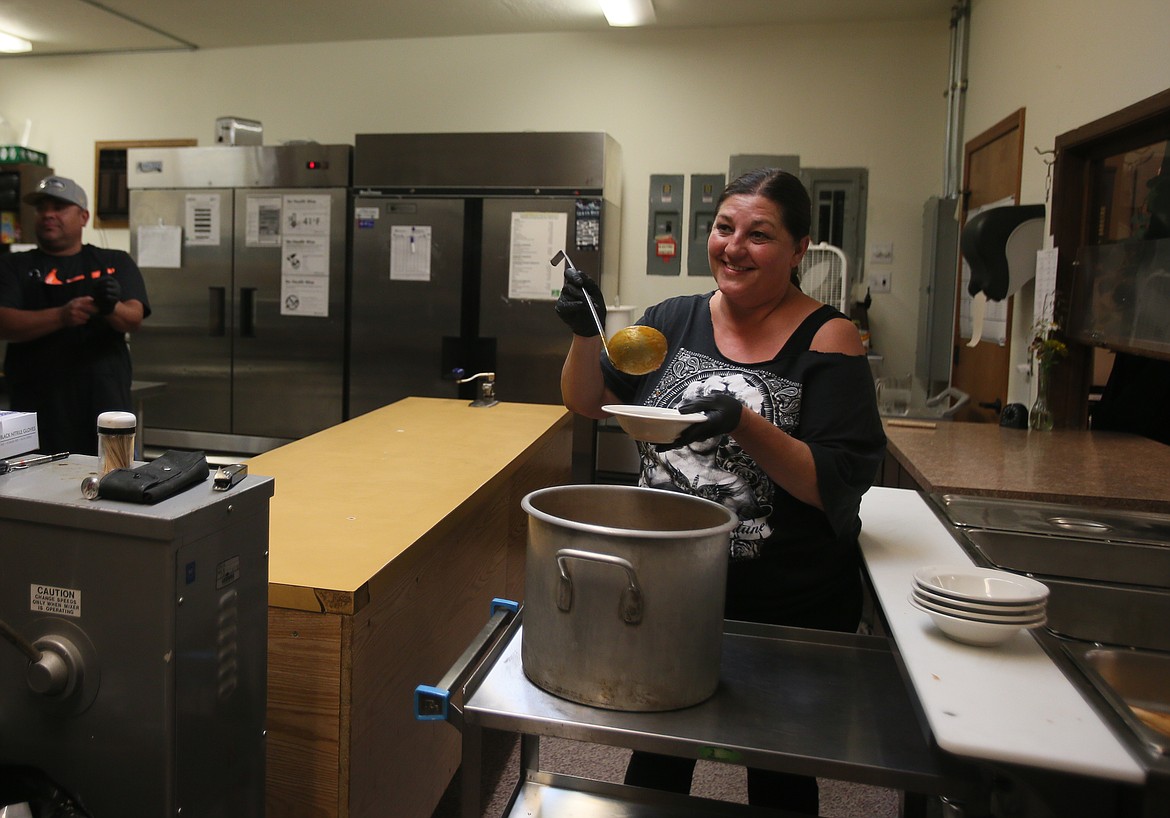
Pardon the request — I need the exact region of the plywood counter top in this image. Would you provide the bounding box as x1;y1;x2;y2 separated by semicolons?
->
883;420;1170;513
247;397;572;613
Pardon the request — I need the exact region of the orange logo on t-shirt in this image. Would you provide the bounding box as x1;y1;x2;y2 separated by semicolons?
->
42;267;108;285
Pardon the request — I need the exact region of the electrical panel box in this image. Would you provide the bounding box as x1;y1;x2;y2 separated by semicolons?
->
802;167;869;292
647;174;683;275
687;173;724;276
728;154;800;181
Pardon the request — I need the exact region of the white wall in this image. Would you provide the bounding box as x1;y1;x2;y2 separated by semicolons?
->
965;0;1170;404
0;20;950;381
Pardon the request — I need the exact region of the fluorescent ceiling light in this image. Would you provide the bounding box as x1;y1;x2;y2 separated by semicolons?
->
602;0;656;27
0;30;32;53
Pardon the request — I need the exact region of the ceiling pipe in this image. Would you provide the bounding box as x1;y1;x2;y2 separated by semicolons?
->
943;0;970;198
79;0;198;50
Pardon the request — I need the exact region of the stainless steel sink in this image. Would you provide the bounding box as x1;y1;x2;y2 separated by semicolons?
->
926;492;1170;765
963;529;1170;588
1064;643;1170;755
928;495;1170;651
933;493;1170;545
1040;576;1170;652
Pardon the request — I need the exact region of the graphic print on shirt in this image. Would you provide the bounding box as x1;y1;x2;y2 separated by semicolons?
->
640;347;801;560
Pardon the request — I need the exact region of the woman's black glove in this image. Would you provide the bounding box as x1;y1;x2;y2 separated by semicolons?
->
667;394;744;448
92;277;122;315
554;268;606;337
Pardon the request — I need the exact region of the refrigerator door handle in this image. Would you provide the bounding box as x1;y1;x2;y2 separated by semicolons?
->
240;287;257;338
209;287;226;337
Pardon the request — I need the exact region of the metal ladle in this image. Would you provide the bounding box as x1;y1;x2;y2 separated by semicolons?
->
552;251;667;376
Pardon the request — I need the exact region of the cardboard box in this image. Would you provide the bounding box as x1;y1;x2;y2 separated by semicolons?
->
0;411;39;459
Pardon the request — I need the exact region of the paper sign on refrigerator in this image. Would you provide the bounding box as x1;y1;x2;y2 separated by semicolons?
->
184;194;221;246
509;211;568;300
281;236;329;317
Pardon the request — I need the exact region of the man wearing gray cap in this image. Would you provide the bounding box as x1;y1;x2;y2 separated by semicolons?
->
0;175;151;455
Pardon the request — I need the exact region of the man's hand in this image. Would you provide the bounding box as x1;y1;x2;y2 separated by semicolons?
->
92;277;122;315
554;267;606;337
60;297;97;327
664;394;744;448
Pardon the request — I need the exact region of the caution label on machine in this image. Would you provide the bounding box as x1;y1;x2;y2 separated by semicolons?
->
30;584;82;618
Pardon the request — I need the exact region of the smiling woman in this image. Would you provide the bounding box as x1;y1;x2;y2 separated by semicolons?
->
557;167;886;813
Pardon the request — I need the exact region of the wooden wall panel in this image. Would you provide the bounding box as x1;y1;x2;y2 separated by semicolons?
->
266;607;344;817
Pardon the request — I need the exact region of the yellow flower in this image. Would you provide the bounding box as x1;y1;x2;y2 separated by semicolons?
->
1029;319;1068;370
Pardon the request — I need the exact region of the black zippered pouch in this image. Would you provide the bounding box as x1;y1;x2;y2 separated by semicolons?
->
98;449;209;504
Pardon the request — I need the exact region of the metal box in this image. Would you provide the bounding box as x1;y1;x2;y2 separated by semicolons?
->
0;456;274;817
215;116;263;146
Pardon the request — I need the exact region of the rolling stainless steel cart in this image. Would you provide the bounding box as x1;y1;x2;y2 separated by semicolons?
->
417;603;983;818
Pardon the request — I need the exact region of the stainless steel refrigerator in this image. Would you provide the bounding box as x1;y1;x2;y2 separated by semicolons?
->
348;132;621;420
127;144;351;454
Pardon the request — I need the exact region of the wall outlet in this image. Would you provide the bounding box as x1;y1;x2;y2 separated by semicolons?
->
870;271;892;293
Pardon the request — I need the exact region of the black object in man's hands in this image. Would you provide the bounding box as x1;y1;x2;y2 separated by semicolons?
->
665;394;744;448
92;277;122;315
554;267;606;337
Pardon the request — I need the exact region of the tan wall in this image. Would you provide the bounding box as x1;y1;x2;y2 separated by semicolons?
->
0;20;948;380
2;3;1166;386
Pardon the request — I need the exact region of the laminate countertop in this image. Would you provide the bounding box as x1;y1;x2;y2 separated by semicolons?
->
882;420;1170;513
247;397;573;614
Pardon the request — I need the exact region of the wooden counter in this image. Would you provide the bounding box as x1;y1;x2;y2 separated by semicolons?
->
247;398;573;818
881;420;1170;512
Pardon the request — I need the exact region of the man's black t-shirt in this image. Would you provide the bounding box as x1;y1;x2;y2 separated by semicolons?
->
0;245;151;454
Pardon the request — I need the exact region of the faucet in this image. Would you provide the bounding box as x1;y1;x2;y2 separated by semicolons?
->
452;370;498;408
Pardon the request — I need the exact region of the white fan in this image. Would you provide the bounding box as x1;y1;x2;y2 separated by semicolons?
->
799;242;849;313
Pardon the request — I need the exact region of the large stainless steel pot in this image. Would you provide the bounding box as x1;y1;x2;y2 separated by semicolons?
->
520;484;737;711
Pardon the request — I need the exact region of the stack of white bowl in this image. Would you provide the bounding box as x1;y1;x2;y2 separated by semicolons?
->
909;565;1049;647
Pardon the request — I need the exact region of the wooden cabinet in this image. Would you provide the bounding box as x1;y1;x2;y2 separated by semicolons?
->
247;398;573;818
1050;88;1170;427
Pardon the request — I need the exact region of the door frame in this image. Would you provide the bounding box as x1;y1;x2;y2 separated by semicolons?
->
950;109;1026;422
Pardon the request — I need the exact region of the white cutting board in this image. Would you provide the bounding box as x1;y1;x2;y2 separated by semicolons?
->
860;487;1144;783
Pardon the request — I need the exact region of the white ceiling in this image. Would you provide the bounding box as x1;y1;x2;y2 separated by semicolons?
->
0;0;953;58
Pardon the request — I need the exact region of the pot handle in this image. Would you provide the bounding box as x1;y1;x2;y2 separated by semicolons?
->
555;548;643;625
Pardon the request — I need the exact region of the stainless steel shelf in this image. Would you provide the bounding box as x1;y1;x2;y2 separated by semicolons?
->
502;772;779;818
453;616;979;817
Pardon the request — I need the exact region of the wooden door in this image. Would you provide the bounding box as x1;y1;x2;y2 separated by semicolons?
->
951;109;1026;422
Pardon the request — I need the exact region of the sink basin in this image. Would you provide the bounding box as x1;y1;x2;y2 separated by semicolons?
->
927;493;1170;767
1041;577;1170;652
963;529;1170;589
1065;643;1170;755
930;492;1170;650
932;493;1170;545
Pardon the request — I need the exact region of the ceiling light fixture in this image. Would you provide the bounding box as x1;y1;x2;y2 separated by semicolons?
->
0;30;32;53
602;0;656;27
